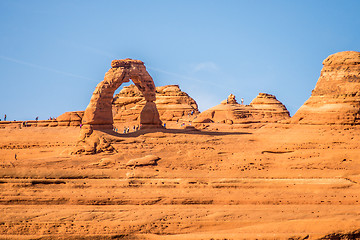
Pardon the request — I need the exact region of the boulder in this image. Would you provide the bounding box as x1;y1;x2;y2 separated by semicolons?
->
291;51;360;125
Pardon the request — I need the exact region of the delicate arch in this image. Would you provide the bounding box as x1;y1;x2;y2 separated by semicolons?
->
81;59;162;133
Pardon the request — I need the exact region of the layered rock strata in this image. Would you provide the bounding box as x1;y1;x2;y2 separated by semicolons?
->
112;84;199;122
250;93;291;122
193;93;290;124
291;51;360;124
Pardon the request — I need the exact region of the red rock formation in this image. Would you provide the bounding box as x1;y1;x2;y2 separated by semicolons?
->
81;59;162;133
220;94;238;104
57;111;84;126
291;51;360;124
193;93;290;124
139;102;162;128
112;84;199;122
74;59;162;154
250;93;290;122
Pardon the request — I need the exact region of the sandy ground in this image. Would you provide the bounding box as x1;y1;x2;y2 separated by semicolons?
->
0;123;360;239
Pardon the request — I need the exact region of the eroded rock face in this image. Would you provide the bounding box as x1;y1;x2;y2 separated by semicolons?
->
57;111;84;126
74;59;162;154
220;94;238;104
193;93;290;124
250;93;291;122
139;102;162;128
291;51;360;124
82;59;161;131
112;84;199;122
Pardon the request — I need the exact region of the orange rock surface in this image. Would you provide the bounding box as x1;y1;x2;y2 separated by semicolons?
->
194;93;290;124
1;52;360;239
57;111;84;126
113;84;199;122
82;59;161;131
75;59;162;154
291;51;360;124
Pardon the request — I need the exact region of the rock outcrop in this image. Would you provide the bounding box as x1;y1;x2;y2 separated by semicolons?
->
57;111;84;126
112;84;199;122
74;59;162;154
53;84;198;130
220;94;238;104
250;93;291;122
81;59;162;133
291;51;360;125
193;93;290;124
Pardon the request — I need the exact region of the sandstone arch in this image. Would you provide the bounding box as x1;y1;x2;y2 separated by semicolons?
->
80;59;162;139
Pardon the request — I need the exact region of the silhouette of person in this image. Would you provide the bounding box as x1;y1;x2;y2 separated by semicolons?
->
4;114;6;121
241;98;244;105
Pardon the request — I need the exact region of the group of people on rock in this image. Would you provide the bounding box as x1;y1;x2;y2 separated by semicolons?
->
113;125;141;133
0;114;7;121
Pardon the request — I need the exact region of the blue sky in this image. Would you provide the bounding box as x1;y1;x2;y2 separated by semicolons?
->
0;0;359;121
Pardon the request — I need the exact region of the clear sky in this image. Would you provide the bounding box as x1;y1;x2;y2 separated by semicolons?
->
1;0;359;121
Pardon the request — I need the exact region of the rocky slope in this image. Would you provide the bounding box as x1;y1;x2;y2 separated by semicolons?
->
291;51;360;125
193;93;290;124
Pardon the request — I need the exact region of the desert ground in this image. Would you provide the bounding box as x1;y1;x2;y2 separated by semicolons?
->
1;122;360;240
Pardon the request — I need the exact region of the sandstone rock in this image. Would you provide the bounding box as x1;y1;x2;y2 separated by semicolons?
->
250;93;291;122
291;51;360;125
81;59;161;132
113;84;199;122
73;131;116;155
193;93;289;124
126;155;160;167
90;158;116;167
57;111;84;126
75;59;162;153
59;83;198;130
139;101;162;128
221;94;238;104
125;169;158;179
